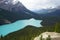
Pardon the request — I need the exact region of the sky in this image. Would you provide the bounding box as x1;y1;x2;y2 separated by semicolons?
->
0;0;60;11
15;0;60;11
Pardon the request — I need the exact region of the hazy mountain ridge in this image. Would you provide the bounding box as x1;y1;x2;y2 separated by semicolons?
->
34;6;60;13
37;9;60;26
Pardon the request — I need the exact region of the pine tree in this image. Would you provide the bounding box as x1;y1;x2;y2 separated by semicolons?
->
31;37;34;40
40;35;43;40
55;22;60;33
46;35;51;40
0;35;3;40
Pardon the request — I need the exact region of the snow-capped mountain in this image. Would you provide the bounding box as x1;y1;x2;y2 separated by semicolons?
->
0;0;26;11
0;0;37;16
0;0;38;25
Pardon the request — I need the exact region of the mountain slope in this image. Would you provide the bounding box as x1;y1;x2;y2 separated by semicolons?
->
0;1;38;25
37;9;60;26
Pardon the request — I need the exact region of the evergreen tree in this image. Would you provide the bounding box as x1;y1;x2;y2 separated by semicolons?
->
46;35;51;40
31;37;34;40
55;22;60;33
40;35;43;40
0;35;3;40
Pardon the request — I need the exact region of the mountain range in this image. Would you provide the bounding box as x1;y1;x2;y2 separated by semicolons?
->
0;0;60;26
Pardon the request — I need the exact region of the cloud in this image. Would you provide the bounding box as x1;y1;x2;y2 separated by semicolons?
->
49;0;60;6
19;0;59;11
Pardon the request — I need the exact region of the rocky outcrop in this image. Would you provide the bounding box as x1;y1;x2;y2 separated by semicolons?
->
34;32;60;40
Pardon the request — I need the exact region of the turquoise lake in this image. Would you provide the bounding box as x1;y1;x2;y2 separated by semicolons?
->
0;18;42;36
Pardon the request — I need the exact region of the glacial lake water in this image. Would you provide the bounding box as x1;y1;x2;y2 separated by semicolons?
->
0;18;42;36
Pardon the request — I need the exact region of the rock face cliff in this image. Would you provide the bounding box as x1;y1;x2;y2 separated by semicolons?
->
34;32;60;40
